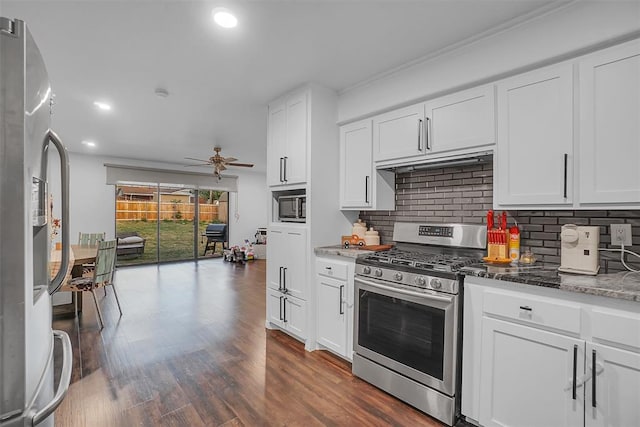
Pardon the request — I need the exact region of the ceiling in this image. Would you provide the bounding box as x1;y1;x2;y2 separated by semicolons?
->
1;0;565;173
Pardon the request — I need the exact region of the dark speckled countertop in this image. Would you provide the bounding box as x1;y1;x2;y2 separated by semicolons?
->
461;263;640;302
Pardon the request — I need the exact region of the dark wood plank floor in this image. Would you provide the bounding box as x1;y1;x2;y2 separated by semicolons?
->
53;259;444;426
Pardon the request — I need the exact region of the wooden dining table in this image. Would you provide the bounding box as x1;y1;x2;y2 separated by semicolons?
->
50;244;98;317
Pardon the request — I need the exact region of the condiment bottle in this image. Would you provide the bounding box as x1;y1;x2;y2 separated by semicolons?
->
509;225;520;262
364;227;380;246
352;219;367;239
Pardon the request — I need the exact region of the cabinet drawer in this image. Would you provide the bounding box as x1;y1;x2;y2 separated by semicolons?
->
316;259;349;281
483;290;581;335
591;308;640;350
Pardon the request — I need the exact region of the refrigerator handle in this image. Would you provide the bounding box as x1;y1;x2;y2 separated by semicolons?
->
31;330;73;425
47;130;70;294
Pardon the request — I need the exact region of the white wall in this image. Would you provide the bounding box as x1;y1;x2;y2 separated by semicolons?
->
338;1;640;123
63;152;267;250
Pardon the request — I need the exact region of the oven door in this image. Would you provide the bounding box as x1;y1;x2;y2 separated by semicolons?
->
354;275;458;396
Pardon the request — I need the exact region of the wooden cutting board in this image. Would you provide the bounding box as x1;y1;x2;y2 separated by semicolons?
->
360;244;393;251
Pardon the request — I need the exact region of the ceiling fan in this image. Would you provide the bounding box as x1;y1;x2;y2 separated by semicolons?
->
184;147;254;179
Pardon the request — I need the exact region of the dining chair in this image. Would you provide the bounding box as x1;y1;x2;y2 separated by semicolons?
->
78;232;105;247
61;239;120;330
77;232;106;278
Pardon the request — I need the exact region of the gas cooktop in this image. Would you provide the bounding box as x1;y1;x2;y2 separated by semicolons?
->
360;249;481;273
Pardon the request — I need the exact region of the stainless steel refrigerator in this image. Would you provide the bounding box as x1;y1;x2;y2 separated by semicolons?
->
0;17;72;427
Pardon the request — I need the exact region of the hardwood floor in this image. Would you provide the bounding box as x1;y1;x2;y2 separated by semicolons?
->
53;259;444;426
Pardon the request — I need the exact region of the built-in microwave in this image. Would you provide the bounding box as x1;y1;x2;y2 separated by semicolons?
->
278;195;306;222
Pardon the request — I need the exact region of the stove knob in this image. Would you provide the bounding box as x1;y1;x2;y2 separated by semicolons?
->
430;278;442;290
416;276;427;286
394;272;403;281
374;268;383;278
363;266;371;275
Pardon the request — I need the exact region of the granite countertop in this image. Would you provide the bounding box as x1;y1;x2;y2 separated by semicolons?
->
314;245;375;259
461;263;640;302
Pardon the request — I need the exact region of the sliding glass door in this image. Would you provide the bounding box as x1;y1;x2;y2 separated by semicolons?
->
115;183;229;266
115;183;159;266
197;190;229;259
158;185;195;262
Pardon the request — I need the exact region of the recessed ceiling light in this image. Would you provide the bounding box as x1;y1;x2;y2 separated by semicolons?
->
82;140;96;148
212;8;237;28
93;101;111;111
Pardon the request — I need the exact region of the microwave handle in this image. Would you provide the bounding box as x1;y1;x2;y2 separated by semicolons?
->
297;197;304;219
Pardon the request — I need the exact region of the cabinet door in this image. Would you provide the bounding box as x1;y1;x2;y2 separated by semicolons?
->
340;120;373;208
267;100;287;186
586;342;640;427
284;296;306;339
282;229;307;300
266;288;285;329
266;228;286;291
316;275;347;356
479;317;584;427
283;92;308;185
373;103;426;162
579;40;640;205
496;63;574;206
426;85;495;154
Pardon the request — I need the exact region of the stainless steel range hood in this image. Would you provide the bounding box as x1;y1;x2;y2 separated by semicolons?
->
379;150;493;173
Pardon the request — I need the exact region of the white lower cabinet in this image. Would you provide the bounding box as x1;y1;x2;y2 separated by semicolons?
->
479;318;584;427
463;278;640;427
586;342;640;427
266;288;307;340
315;256;354;360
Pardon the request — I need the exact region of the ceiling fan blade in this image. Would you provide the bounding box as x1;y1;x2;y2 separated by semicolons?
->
183;163;212;167
222;156;238;163
184;157;212;163
227;162;254;167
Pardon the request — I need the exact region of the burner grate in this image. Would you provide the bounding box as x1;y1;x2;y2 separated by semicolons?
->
362;249;481;272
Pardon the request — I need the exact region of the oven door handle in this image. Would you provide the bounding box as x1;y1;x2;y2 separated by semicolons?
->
355;277;454;303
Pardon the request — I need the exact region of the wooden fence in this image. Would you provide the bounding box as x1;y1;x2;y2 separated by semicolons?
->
116;201;228;222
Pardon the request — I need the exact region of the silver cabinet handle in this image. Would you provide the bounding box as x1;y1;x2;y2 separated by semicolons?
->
283;297;288;323
563;153;568;198
283;156;288;182
417;119;423;151
278;266;284;291
31;330;72;425
425;117;431;150
279;296;283;321
519;305;532;311
339;285;344;314
592;349;597;408
572;344;578;400
365;175;370;204
282;267;287;292
279;157;284;182
46;130;70;294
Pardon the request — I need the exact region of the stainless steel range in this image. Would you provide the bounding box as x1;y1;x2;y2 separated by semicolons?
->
353;222;486;426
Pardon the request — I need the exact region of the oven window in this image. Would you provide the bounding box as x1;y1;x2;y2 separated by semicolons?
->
358;290;445;380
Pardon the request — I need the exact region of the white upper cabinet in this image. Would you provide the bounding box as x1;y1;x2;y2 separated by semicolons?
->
339;119;395;210
283;91;308;185
267;100;287;187
495;63;574;207
372;86;495;165
373;103;425;163
579;39;640;206
425;85;495;154
340;120;372;207
267;91;308;187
